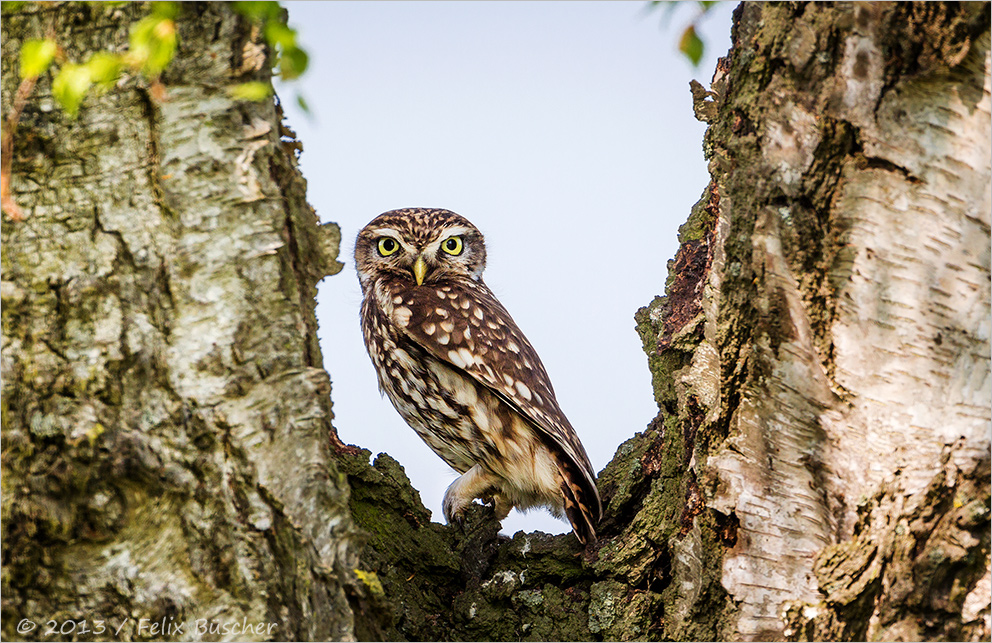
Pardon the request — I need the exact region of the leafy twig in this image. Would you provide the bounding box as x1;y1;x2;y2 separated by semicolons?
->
1;74;38;221
2;19;56;221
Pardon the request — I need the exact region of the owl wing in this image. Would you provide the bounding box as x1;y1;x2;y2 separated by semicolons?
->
390;278;602;537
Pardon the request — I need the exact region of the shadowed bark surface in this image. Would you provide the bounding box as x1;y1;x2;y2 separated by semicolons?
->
3;2;989;642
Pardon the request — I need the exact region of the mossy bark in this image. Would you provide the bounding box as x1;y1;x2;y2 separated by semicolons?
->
2;3;359;641
3;2;989;642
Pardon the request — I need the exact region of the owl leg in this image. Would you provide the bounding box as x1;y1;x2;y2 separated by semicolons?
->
443;464;511;524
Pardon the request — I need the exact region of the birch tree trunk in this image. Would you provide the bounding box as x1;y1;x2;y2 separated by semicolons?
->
2;3;365;640
664;3;991;640
3;2;989;642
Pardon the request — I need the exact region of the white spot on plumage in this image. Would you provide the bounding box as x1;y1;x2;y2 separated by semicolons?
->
473;307;484;321
448;349;467;368
423;322;436;335
470;406;490;433
409;387;426;406
515;381;532;401
507;341;519;353
440;320;455;333
436;308;449;318
393;295;404;304
394;306;412;327
437;333;450;345
392;348;413;366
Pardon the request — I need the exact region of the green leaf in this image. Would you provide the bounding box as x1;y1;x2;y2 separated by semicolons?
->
679;25;704;67
278;46;309;80
128;14;178;76
296;92;310;115
151;1;179;19
52;63;93;117
232;1;282;22
230;1;310;82
264;21;297;50
228;81;273;102
85;51;123;87
20;38;57;79
262;22;308;79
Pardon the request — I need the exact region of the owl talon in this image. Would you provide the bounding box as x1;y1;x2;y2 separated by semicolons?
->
442;466;513;526
442;490;471;526
445;500;503;531
488;495;512;521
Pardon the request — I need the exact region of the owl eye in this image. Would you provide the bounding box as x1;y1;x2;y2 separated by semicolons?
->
441;236;463;256
377;237;400;256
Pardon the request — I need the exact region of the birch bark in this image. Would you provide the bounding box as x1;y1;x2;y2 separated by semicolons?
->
2;3;360;640
673;3;991;639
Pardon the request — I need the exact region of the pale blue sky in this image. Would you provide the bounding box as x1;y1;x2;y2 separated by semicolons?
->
276;1;735;536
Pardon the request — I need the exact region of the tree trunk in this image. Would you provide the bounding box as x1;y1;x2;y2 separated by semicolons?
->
2;3;362;641
3;2;989;642
670;3;991;640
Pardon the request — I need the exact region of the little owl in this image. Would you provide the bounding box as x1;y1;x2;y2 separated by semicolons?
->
355;208;602;544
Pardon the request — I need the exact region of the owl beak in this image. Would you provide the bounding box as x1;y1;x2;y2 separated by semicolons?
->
412;255;428;286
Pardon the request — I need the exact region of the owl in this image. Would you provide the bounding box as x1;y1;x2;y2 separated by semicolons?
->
355;208;602;545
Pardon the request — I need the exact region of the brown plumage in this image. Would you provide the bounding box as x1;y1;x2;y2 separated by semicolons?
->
355;208;602;544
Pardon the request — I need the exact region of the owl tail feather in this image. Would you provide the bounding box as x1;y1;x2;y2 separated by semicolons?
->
558;461;600;546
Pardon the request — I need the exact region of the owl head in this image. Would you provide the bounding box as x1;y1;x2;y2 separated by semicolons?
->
355;208;488;292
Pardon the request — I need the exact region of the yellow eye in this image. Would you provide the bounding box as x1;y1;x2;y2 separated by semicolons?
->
441;236;463;256
377;237;400;256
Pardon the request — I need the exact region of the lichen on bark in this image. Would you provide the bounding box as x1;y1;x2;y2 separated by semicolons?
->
3;3;357;640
